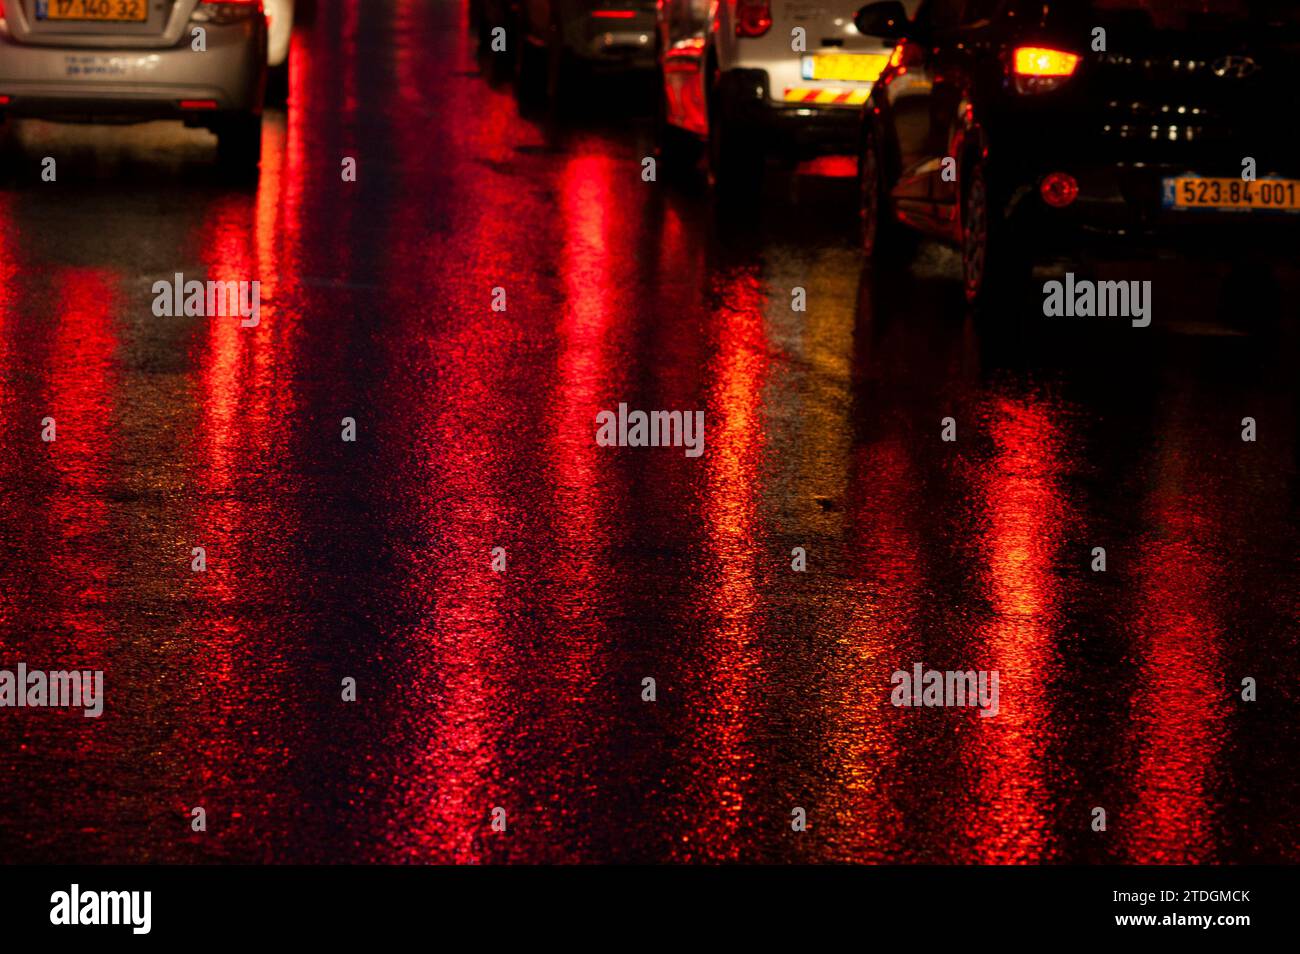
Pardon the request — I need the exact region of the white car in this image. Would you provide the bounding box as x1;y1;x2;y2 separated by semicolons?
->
0;0;269;170
264;0;294;100
656;0;920;197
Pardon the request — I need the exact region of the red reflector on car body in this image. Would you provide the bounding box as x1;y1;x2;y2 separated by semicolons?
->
1040;172;1080;208
736;0;772;37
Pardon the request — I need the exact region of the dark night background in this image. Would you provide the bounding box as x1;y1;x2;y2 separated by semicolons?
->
0;0;1296;864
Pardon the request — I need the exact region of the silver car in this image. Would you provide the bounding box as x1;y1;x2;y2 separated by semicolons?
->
656;0;918;195
0;0;268;169
512;0;656;108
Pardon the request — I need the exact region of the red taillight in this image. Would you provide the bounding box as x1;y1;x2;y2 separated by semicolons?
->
1011;46;1079;94
591;9;637;17
735;0;772;38
1040;172;1079;208
0;96;9;106
1013;47;1080;77
179;99;219;110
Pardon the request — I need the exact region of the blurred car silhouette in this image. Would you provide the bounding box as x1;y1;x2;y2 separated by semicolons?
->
855;0;1300;308
0;0;268;170
655;0;916;197
511;0;656;108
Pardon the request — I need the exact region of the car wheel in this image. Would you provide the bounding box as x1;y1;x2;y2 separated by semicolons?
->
859;129;913;260
655;67;700;173
476;7;498;54
707;68;763;201
216;114;263;174
545;20;582;113
961;151;1024;309
514;21;548;109
480;17;512;79
266;57;290;105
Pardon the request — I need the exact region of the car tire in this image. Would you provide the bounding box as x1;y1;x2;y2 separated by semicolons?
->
514;26;548;109
476;8;499;54
267;58;290;105
859;127;914;261
480;18;513;80
655;67;700;173
961;151;1025;310
707;69;763;201
216;114;263;174
545;20;583;113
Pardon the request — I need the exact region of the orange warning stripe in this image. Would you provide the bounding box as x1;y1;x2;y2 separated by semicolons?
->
782;87;872;106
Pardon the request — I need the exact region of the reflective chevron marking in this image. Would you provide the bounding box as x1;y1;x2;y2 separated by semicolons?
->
781;87;871;106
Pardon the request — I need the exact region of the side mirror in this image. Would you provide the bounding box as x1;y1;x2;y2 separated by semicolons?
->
854;1;910;39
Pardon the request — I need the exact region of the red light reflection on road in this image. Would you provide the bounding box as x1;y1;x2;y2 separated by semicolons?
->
676;267;770;860
1126;451;1226;863
966;397;1067;863
834;438;921;859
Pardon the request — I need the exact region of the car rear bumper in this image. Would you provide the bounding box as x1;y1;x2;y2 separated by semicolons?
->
566;10;655;69
716;68;861;155
0;19;266;120
1003;160;1300;254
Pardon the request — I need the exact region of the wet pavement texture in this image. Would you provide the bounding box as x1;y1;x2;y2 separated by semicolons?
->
0;1;1297;864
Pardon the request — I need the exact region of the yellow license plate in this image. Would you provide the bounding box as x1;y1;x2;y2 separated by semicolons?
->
803;53;888;83
44;0;148;22
1167;177;1300;211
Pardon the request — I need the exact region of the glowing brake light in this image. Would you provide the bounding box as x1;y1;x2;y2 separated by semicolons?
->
1011;46;1079;94
591;9;637;17
1014;47;1080;77
735;0;772;38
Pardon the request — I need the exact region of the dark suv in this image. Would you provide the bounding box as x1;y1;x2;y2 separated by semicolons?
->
854;0;1300;307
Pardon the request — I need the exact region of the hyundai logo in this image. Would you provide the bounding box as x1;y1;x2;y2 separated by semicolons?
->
1212;55;1259;79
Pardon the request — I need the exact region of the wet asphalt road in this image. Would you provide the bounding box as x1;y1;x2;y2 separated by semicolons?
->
0;1;1296;864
